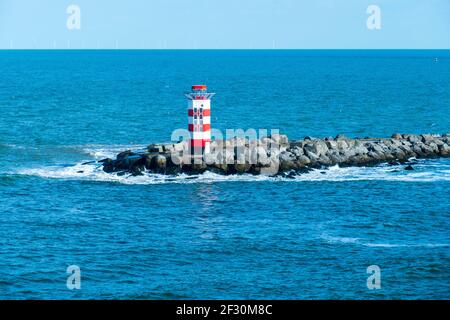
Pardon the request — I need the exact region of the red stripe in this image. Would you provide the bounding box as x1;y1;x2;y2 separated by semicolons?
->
188;109;211;116
190;139;205;147
192;85;207;90
188;124;211;132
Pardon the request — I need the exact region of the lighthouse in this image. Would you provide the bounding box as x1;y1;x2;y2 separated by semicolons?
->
185;85;215;158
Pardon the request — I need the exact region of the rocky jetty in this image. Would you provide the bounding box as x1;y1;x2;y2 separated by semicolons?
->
100;133;450;176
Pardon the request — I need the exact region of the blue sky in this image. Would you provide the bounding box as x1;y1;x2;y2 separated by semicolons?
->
0;0;449;49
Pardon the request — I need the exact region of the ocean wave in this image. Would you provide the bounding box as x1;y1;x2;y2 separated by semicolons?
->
0;143;148;159
320;233;450;248
14;158;450;185
290;163;450;182
80;144;148;159
9;144;450;184
16;164;275;185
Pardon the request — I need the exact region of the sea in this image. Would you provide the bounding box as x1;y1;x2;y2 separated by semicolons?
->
0;50;449;299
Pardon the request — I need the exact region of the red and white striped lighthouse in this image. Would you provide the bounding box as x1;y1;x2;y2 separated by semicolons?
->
185;85;215;157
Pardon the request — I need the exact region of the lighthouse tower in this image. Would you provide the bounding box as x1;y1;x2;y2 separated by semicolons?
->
185;85;215;158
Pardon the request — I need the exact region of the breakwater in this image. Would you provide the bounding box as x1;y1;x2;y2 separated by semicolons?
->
100;133;450;176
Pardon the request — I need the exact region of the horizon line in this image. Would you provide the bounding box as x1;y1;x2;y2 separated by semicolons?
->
1;48;449;51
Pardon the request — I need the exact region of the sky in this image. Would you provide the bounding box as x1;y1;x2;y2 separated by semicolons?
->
0;0;449;49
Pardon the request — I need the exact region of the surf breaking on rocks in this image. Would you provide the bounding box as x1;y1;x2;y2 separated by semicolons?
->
96;85;450;177
99;133;450;177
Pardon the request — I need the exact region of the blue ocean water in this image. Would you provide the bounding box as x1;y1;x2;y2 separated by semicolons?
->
0;50;449;299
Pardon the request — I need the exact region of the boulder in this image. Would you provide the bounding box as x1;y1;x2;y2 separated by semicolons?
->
439;143;450;157
147;144;164;153
303;141;328;157
296;155;311;166
250;146;270;166
290;146;304;157
234;163;252;173
271;133;289;146
335;134;347;140
336;139;349;150
102;158;114;173
407;135;420;143
325;140;338;149
421;134;435;143
153;154;167;172
103;132;447;176
328;151;345;164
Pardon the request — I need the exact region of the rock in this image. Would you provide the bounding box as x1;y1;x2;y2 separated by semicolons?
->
297;155;311;166
131;165;144;176
102;158;114;173
280;158;297;171
153;155;167;172
368;143;384;154
313;141;329;156
191;163;208;173
347;154;371;166
250;146;270;166
318;154;332;165
126;155;145;168
116;150;135;160
404;165;414;171
147;144;164;153
173;141;186;152
259;156;280;175
234;163;252;173
340;148;356;159
103;132;448;176
290;146;304;157
304;141;328;157
328;151;345;164
280;151;296;162
367;151;384;161
163;144;174;152
336;139;349;150
407;135;420;143
271;133;289;146
353;141;368;155
325;140;338;149
427;142;439;153
439;143;450;157
421;134;435;143
421;144;435;157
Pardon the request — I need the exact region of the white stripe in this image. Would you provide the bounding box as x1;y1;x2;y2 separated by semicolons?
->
190;131;209;140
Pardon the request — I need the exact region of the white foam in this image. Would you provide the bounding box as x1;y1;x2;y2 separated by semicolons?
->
13;145;450;185
17;163;275;185
320;233;450;248
81;144;148;159
290;163;450;182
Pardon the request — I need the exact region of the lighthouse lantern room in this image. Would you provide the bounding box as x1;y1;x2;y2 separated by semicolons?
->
185;85;215;157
